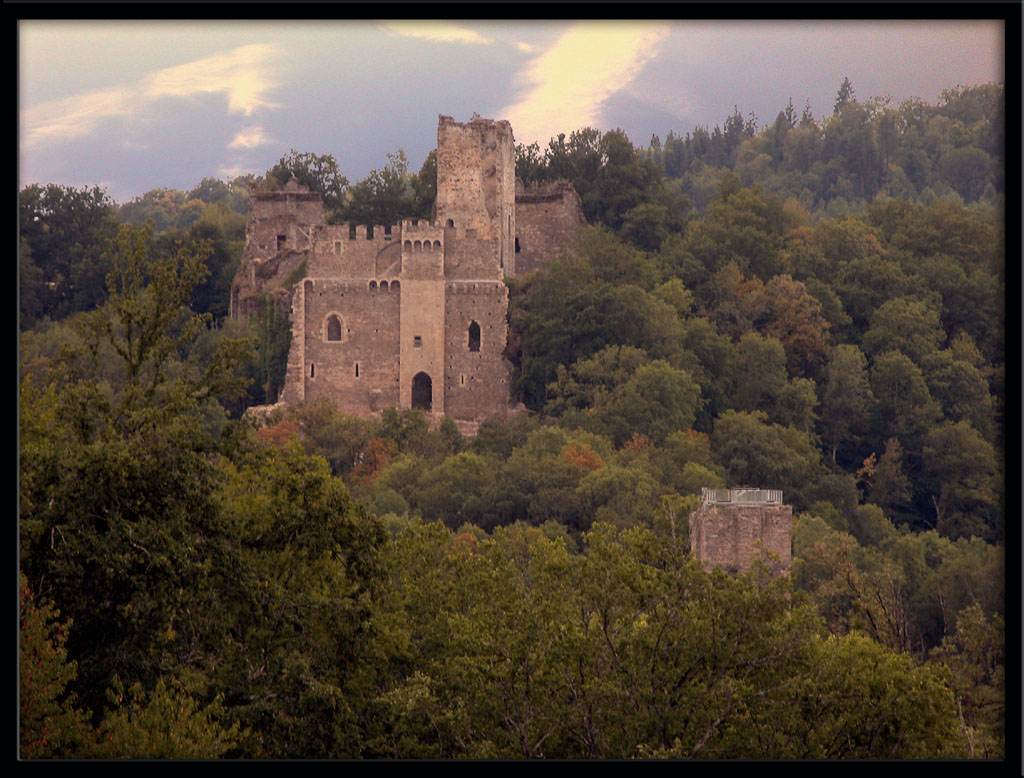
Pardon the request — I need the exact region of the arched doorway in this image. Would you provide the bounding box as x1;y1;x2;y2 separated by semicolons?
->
412;372;432;411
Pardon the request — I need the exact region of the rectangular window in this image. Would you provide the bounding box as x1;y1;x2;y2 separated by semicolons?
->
355;362;360;378
413;336;422;348
334;241;342;254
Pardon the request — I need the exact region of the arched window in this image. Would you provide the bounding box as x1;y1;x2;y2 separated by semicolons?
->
412;372;432;411
381;280;389;291
326;314;342;341
446;219;454;228
468;320;481;352
515;236;521;253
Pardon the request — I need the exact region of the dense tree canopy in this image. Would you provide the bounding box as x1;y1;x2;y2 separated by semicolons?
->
19;78;1004;759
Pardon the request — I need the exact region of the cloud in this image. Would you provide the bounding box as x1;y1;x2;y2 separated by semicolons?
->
500;21;671;146
22;86;136;149
378;21;492;45
21;43;281;149
228;125;273;150
143;44;280;115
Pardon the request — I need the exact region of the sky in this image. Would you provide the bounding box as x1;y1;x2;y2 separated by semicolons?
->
19;19;1005;204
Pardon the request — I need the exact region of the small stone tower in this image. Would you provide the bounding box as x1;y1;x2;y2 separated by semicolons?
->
689;488;792;574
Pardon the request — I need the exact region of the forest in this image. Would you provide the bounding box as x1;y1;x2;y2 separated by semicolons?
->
19;81;1005;759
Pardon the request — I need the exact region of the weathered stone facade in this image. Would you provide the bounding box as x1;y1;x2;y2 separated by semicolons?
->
513;180;586;276
689;488;792;574
230;115;583;431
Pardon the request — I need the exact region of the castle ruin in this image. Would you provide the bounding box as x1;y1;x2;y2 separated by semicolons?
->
689;488;792;574
230;115;584;432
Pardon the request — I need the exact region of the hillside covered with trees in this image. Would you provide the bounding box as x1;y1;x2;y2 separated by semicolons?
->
19;81;1005;759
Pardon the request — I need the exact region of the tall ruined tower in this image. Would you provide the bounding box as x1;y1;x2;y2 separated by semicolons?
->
435;114;516;276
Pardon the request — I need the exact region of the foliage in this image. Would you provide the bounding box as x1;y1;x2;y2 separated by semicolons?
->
18;79;1004;760
19;575;92;758
265;150;349;213
19;183;120;327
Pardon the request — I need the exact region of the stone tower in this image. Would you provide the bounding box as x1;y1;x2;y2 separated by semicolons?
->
689;488;792;574
435;114;516;276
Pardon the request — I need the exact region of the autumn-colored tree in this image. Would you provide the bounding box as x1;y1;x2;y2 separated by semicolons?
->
19;575;92;759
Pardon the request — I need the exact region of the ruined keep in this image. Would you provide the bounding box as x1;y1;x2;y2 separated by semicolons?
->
689;488;792;574
230;115;584;432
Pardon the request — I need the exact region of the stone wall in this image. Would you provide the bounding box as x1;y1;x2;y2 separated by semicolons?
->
514;181;586;276
443;281;511;421
689;501;792;574
289;278;401;414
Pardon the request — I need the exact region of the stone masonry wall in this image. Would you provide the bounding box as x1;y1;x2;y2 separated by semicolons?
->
295;278;401;414
689;503;793;574
443;281;511;421
514;181;586;276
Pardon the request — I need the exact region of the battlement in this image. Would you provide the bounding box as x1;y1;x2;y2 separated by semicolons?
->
304;278;386;295
402;219;441;234
402;220;445;254
337;223;399;242
446;281;505;294
438;113;513;135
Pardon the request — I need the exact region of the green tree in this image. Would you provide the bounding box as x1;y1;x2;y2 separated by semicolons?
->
251;295;292;405
733;633;962;758
19;575;92;758
929;604;1005;758
868;350;942;458
920;349;996;441
207;443;388;757
728;332;787;414
265;150;348;214
921;421;1000;539
820;344;874;466
865;437;913;514
711;410;822;509
410;149;437;220
19;223;251;714
88;677;239;759
19;183;119;326
341;149;416;227
862;296;945;364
